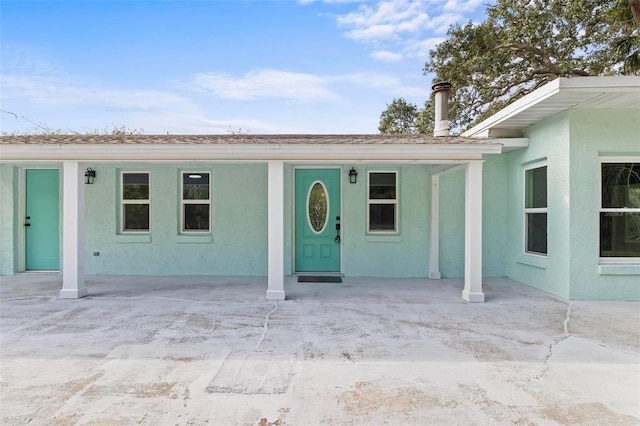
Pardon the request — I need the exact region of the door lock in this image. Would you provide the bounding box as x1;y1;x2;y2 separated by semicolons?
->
25;216;31;227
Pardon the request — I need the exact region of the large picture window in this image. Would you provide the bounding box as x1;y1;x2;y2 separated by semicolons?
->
524;165;547;255
182;172;210;232
121;172;150;232
600;162;640;259
368;171;398;233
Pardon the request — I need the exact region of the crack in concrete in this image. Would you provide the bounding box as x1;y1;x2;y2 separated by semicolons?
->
256;302;278;349
563;302;572;336
533;302;573;381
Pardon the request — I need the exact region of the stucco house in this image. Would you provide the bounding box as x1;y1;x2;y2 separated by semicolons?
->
1;76;639;301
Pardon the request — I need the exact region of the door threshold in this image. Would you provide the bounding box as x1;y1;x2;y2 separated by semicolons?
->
294;272;343;277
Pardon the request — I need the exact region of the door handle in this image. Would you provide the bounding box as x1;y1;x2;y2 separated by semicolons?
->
25;216;31;227
334;223;341;243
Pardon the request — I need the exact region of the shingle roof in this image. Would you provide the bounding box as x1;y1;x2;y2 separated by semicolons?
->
0;134;492;145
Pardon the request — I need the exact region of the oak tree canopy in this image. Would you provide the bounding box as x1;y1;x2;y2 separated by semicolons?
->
379;0;640;135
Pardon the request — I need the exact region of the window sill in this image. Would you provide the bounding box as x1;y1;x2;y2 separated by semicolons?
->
598;263;640;275
116;234;151;244
516;254;547;269
177;234;213;244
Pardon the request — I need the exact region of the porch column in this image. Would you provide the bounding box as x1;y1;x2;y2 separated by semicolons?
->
428;174;441;279
60;161;88;299
266;160;285;300
462;161;484;302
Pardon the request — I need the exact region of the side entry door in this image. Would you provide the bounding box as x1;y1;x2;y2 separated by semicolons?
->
295;169;340;272
25;169;60;270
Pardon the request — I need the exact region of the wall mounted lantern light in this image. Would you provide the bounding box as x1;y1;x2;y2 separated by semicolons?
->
84;168;96;184
349;167;358;184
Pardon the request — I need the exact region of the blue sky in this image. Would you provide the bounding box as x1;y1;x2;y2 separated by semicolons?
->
1;0;489;134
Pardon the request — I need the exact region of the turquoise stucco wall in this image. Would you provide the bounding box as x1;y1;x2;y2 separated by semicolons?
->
504;112;572;298
438;156;508;278
0;165;17;275
438;168;464;277
503;109;640;301
283;164;432;277
83;163;268;275
1;159;507;280
342;164;430;277
567;109;640;300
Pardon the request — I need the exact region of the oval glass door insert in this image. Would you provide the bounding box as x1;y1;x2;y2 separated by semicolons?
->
307;181;329;234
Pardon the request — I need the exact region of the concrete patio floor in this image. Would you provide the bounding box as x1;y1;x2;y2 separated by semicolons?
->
1;274;639;425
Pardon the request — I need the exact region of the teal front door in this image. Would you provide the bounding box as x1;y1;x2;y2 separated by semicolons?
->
25;169;60;270
295;169;340;272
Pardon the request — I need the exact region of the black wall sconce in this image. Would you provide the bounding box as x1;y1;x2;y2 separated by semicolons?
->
84;168;96;184
349;167;358;184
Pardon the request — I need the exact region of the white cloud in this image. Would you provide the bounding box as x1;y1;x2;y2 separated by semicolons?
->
337;0;430;41
371;50;404;62
298;0;366;4
401;36;446;58
191;69;337;101
329;0;486;61
424;11;462;33
0;58;426;134
190;68;427;101
130;112;298;135
443;0;485;12
330;72;427;97
2;75;197;112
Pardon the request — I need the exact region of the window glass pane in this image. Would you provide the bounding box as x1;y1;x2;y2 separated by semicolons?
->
369;204;395;231
369;173;396;199
124;204;149;231
307;182;328;233
526;213;547;254
123;173;149;200
184;204;210;231
602;163;640;208
600;212;640;257
525;166;547;208
183;173;210;200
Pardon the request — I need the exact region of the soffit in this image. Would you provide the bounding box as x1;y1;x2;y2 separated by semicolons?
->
463;76;640;137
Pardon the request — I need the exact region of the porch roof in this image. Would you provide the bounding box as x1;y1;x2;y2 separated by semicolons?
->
0;134;522;161
4;133;490;145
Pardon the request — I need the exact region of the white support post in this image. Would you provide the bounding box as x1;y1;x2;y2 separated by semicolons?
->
428;174;441;279
266;160;285;300
60;161;88;299
462;161;484;302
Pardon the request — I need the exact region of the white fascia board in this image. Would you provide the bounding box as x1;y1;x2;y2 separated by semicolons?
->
462;79;561;137
0;142;503;162
492;137;529;152
558;75;640;91
462;76;640;138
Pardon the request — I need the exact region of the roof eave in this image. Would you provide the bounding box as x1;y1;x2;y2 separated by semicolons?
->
462;76;640;138
0;142;504;162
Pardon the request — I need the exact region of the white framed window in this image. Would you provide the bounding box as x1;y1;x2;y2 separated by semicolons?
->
367;171;398;233
181;172;210;233
600;160;640;261
524;165;547;255
121;172;150;233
